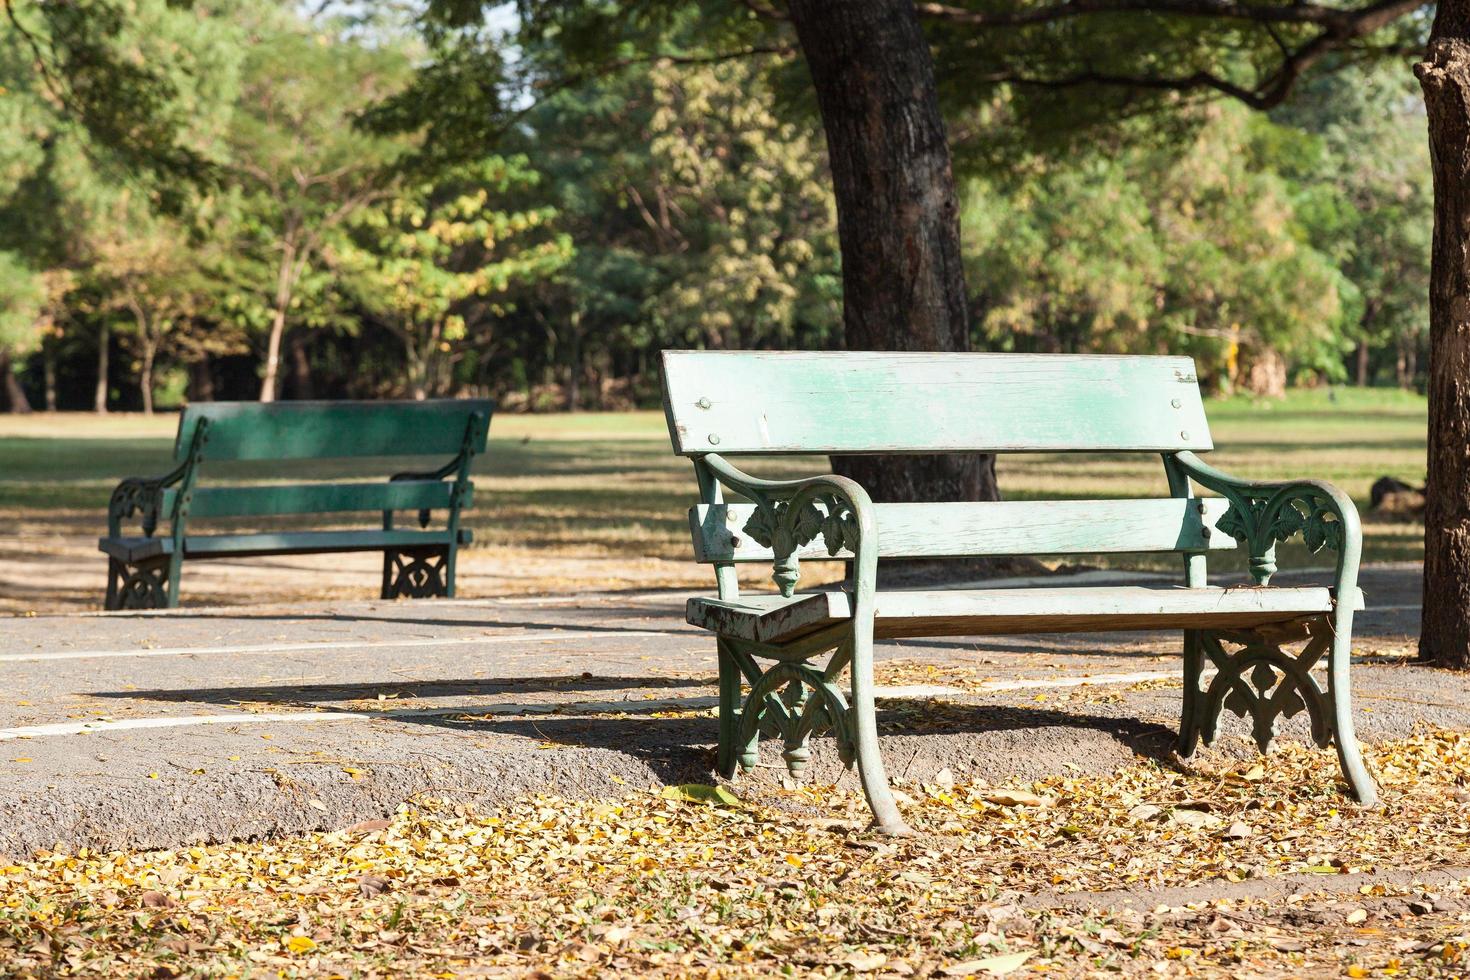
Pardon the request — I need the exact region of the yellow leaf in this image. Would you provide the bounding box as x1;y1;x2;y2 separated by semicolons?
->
1346;966;1369;978
940;951;1031;975
12;758;30;763
286;936;316;954
785;854;804;868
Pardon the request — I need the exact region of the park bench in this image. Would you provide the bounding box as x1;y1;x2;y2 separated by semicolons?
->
662;350;1377;835
99;400;492;610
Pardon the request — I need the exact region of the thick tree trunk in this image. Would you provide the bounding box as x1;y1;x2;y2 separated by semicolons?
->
94;321;109;414
0;350;32;414
1416;10;1470;668
786;0;998;506
1355;341;1370;386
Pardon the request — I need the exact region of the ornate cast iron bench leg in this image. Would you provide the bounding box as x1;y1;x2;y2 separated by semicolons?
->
105;555;174;611
381;545;450;599
1178;617;1378;805
716;629;910;836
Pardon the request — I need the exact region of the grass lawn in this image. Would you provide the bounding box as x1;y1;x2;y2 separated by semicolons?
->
0;386;1427;578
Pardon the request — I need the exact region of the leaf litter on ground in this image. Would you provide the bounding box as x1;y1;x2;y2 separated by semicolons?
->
5;730;1470;976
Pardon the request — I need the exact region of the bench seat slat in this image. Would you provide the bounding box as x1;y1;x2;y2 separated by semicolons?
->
99;528;473;563
690;498;1236;562
159;480;462;519
688;585;1361;645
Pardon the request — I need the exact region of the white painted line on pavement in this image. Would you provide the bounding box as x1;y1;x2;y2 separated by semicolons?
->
0;629;674;664
0;711;369;740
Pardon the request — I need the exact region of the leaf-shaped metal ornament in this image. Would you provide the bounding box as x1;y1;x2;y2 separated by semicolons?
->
791;500;825;546
1269;502;1306;544
816;494;858;556
1215;501;1254;543
742;502;782;549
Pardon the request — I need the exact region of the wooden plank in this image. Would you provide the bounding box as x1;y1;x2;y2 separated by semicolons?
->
689;498;1237;562
174;400;494;462
98;529;471;563
688;585;1358;645
661;351;1211;454
160;480;461;519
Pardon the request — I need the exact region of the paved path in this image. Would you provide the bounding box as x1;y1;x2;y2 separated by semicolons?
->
0;564;1454;857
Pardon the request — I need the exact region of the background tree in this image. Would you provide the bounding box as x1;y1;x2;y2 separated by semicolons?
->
223;6;410;401
333;156;573;400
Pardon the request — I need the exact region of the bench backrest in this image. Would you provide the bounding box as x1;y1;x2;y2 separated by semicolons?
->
174;400;493;463
661;351;1211;454
662;351;1227;564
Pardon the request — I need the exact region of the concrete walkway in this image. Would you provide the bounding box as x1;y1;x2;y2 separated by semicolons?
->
0;564;1453;858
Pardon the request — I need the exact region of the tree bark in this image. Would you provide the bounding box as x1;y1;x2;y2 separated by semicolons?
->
287;331;315;400
190;355;215;402
0;350;32;414
785;0;998;506
260;233;302;403
1355;340;1370;386
42;339;56;412
94;321;110;415
1416;7;1470;668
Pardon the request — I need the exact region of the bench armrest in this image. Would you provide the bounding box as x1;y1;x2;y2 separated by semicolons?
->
107;463;190;538
700;454;877;599
1171;451;1361;592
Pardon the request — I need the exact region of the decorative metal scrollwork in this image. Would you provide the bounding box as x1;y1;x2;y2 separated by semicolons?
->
108;479;166;538
736;659;854;776
741;492;861;597
383;547;449;599
105;557;171;610
1214;487;1345;584
1182;627;1334;754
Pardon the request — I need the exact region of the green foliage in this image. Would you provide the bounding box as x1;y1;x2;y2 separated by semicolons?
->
962;78;1427;393
333;156;573;397
0;251;44;355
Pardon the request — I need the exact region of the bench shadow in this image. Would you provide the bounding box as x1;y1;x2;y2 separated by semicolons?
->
87;675;717;704
88;676;1180;784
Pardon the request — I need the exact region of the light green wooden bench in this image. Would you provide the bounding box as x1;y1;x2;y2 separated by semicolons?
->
100;400;492;610
662;350;1376;835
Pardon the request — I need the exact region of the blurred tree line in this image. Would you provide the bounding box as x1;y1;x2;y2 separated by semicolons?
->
0;0;1431;413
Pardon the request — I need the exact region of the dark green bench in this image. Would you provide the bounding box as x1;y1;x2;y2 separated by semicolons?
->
100;400;492;610
662;350;1376;835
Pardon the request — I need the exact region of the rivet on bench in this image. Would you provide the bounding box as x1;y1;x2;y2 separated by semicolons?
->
1180;430;1190;440
696;397;711;409
708;434;721;445
1171;398;1182;409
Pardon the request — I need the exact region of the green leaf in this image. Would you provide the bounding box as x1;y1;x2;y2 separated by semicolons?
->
660;784;742;807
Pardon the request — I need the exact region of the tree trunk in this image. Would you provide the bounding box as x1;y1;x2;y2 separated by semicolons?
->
190;355;215;402
260;237;300;403
42;340;56;412
288;331;315;400
1416;9;1470;668
0;350;32;414
260;303;287;403
1355;340;1370;386
94;321;110;414
785;0;998;506
139;342;155;416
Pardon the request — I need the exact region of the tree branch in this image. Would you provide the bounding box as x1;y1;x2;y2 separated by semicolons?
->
917;0;1426;30
971;0;1427;110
